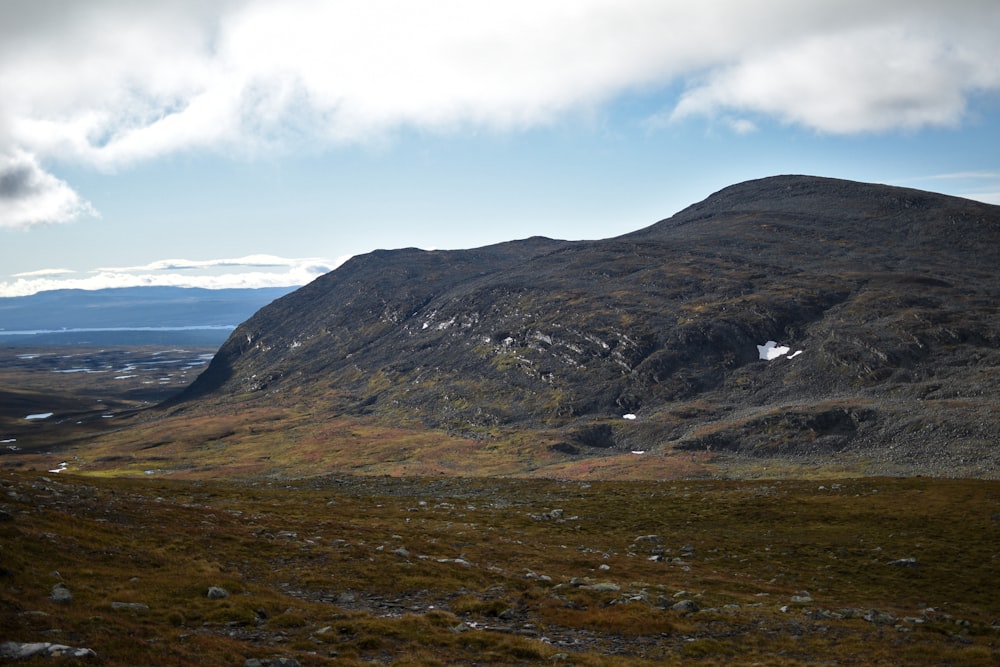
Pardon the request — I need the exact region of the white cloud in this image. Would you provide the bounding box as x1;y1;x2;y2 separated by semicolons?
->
1;1;998;226
0;254;346;297
725;118;758;135
12;267;75;278
0;151;97;227
95;254;320;273
669;20;1000;134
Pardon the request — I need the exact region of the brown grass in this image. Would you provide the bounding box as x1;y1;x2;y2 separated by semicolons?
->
2;472;998;665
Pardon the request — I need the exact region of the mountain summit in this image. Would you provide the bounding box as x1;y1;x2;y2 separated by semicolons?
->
168;175;999;477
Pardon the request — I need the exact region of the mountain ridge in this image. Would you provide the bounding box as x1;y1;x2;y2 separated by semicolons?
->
147;175;1000;477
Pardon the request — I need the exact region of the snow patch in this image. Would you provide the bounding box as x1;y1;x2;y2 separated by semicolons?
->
757;340;790;360
25;412;53;420
757;341;803;361
622;413;637;420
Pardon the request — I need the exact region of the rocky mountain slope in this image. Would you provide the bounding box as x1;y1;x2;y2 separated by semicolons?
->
170;175;999;477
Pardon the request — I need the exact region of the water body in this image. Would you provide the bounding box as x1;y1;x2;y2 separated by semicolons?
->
0;326;235;347
0;326;235;336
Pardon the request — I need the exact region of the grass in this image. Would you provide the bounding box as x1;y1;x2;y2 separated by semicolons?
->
2;471;998;665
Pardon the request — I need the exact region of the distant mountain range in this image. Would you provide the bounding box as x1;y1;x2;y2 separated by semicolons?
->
155;175;999;477
0;286;296;345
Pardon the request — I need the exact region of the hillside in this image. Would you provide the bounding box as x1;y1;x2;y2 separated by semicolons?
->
46;175;999;479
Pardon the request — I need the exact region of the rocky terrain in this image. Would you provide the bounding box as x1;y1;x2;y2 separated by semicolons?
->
1;470;997;665
154;175;999;479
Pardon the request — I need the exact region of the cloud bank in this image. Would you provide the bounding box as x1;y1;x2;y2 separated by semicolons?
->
2;1;998;227
0;151;97;228
0;255;343;297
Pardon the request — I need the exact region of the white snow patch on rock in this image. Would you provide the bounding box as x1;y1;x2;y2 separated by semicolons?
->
757;341;790;360
757;341;805;361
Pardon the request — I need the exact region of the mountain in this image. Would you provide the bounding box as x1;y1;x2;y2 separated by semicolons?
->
158;176;1000;477
0;286;296;345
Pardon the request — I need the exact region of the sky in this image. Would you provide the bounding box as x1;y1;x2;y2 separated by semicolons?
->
1;0;999;297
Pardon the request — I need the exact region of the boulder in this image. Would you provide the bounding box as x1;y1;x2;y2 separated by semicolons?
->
207;586;230;599
50;583;73;604
671;599;700;614
0;641;96;659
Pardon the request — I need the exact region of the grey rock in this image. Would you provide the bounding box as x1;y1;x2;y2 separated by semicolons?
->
863;609;897;625
50;583;73;604
436;557;471;567
887;557;919;567
671;599;700;614
582;582;620;592
207;586;230;599
393;547;411;557
0;641;96;659
111;601;149;611
244;658;301;667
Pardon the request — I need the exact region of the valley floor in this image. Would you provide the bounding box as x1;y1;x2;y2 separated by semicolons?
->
2;471;998;665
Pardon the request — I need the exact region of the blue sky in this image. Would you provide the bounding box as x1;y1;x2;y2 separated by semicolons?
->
2;1;999;297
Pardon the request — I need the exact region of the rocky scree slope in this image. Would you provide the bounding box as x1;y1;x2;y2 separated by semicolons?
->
175;175;1000;475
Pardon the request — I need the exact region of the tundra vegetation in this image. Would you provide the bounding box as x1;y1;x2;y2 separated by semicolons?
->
2;471;998;665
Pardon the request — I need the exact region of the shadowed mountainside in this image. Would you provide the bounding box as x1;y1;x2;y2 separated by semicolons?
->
159;175;1000;477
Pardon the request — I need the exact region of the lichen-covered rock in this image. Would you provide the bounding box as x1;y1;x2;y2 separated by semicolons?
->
50;582;73;604
244;657;301;667
207;586;230;599
0;641;96;659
